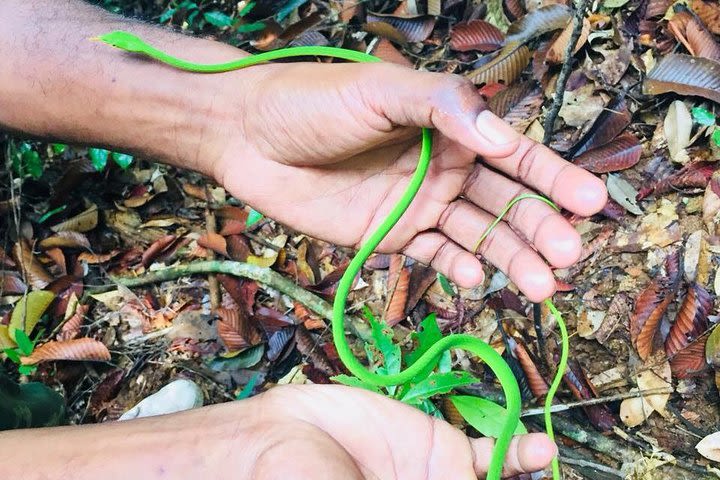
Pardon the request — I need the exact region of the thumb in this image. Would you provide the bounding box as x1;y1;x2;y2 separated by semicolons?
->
359;63;522;158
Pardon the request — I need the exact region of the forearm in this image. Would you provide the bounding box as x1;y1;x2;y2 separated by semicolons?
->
0;0;249;176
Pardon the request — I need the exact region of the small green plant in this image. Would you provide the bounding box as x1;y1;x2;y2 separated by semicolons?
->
158;0;264;33
9;141;43;179
333;307;526;435
1;291;55;376
691;106;720;147
3;329;39;376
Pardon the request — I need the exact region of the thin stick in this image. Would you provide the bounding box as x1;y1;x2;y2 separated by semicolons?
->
521;387;674;417
542;0;591;145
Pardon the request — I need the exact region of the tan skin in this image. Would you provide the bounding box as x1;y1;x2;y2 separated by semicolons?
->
0;1;608;478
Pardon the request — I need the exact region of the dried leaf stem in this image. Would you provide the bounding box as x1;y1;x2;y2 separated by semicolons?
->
542;0;591;145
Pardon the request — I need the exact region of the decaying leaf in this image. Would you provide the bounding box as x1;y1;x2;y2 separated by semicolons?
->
385;254;410;326
370;38;413;67
58;303;88;341
365;13;436;42
620;360;672;427
563;359;617;431
197;233;228;257
607;174;643;215
362;21;407;44
571;96;631;157
702;170;720;233
38;232;91;250
693;0;720;35
666;283;712;357
50;204;98;233
637;161;716;200
584;40;633;86
558;84;605;128
670;340;708;379
487;81;543;132
505;4;571;44
465;42;531;85
0;273;27;295
216;307;262;352
12;241;53;288
644;53;720;104
511;339;548;398
9;290;56;341
141;235;178;267
546;17;590;64
620;388;655;428
450;20;505;52
630;255;680;360
295;325;336;377
22;337;111;365
664;100;693;164
669;8;720;61
697;431;720;462
574;133;642;173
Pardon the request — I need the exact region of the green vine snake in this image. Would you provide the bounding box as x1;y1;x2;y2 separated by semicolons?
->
96;31;568;480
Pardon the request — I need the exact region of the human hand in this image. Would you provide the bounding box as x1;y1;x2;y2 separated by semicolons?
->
211;63;607;302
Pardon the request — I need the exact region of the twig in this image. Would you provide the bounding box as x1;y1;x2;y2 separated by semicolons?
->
104;260;371;341
559;446;624;479
204;190;221;310
542;0;591;145
521;387;674;417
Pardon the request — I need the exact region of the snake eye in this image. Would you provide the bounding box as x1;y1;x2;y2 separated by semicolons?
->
93;31;147;53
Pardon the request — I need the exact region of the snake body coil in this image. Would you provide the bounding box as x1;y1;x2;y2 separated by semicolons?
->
97;31;566;480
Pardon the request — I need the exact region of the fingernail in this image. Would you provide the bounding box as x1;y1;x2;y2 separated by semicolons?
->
475;110;520;146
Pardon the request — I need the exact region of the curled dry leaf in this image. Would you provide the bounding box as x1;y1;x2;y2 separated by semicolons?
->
50;204;98;233
670;339;708;379
22;337;111;365
369;38;413;67
450;20;505;52
216;307;262;352
385;254;410;326
197;232;228;257
637;161;716;200
563;359;617;431
645;0;673;18
671;9;720;61
574;132;642;173
141;234;177;267
58;304;89;341
644;53;720;104
38;231;91;250
664;100;692;164
465;42;531;85
571;96;631;157
545;17;590;64
505;4;571;45
665;283;712;357
693;0;720;35
12;240;53;289
488;81;543;133
511;339;548;398
365;13;436;42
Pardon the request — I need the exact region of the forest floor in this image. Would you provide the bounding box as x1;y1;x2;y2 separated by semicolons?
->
3;0;720;478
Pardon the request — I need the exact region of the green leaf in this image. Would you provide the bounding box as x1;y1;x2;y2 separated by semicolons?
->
10;291;56;339
331;374;382;393
207;344;264;371
38;205;67;224
414;398;444;418
111;152;133;170
437;273;455;296
159;7;176;22
449;395;527;438
692;106;716;126
18;365;37;376
51;143;68;155
277;0;308;21
401;371;479;403
204;11;233;27
3;348;21;364
366;306;401;375
18;143;43;179
713;128;720;148
88;148;109;171
239;1;256;17
13;329;35;357
237;21;266;33
236;372;261;400
246;208;263;227
406;313;442;366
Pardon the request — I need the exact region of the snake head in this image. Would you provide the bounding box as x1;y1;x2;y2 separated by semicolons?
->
92;31;147;53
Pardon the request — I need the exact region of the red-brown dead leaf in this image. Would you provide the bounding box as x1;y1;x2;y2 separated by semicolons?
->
512;340;548;398
503;0;526;21
488;81;544;133
0;273;26;295
637;161;716;200
366;13;436;42
693;0;720;35
506;4;572;44
77;250;121;264
646;0;673;18
669;9;720;61
600;199;626;221
450;20;505;52
197;232;228;257
141;235;178;267
574;132;643;173
38;232;91;250
545;17;590;64
385;254;410;326
89;368;125;418
571;96;631;157
670;338;709;379
57;304;89;341
466;42;531;86
226;235;250;261
216;307;262;352
665;283;712;358
22;337;111;365
182;182;208;201
405;264;438;314
217;275;257;314
294;302;326;330
563;359;617;431
44;247;66;275
369;38;413;67
12;240;53;288
631;278;676;361
644;53;720;104
295;325;336;377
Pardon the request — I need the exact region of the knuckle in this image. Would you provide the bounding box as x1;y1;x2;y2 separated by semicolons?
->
516;142;541;180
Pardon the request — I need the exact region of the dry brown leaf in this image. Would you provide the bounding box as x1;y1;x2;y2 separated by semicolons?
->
488;81;543;133
12;240;52;288
620;388;655;427
506;4;571;44
77;250;121;264
693;0;720;35
571;96;631;157
22;337;111;365
50;204;98;233
573;133;642;173
141;235;178;267
644;53;720;104
665;283;712;357
58;303;88;341
670;339;708;379
365;13;436;42
558;84;605;128
197;233;228;257
545;17;590;64
385;254;409;326
0;272;27;295
511;339;548;398
38;231;91;250
465;42;531;85
369;38;413;67
450;20;505;52
216;307;262;352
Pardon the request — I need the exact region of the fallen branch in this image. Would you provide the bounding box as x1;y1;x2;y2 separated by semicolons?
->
542;0;591;145
106;260;371;341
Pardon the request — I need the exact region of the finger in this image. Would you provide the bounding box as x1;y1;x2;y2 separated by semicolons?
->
359;63;523;159
438;199;555;301
481;135;607;216
401;231;485;288
462;164;581;268
471;433;557;477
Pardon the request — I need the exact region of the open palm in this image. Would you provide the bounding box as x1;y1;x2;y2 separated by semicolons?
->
215;62;607;301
